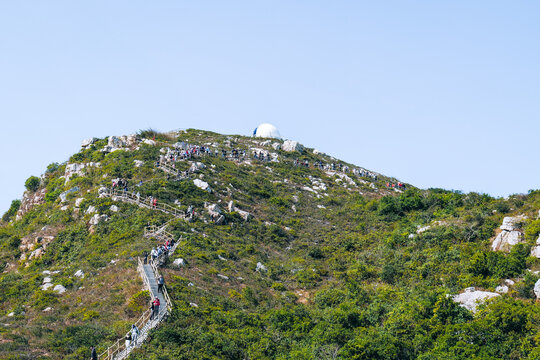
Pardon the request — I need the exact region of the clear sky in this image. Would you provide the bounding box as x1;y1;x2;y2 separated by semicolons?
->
1;1;539;213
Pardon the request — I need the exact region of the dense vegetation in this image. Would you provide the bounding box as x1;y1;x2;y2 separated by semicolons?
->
0;129;539;359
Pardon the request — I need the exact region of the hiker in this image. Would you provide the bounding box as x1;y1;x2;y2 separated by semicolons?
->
143;251;148;264
125;331;131;348
151;247;158;262
131;324;139;345
153;297;160;319
157;275;164;293
153;198;158;209
91;346;97;360
150;300;155;320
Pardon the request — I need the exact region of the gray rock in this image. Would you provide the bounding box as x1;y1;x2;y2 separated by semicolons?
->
134;160;144;167
110;205;119;212
282;140;303;152
75;198;84;207
81;137;97;148
452;288;500;312
53;285;66;294
256;262;267;272
43;277;52;284
193;179;210;191
74;270;84;278
535;279;540;298
173;258;185;267
492;230;523;252
86;205;96;215
500;215;527;231
217;274;229;280
495;285;508;293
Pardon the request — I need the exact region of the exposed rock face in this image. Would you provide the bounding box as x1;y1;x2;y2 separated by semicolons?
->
227;201;251;221
64;162;100;184
282;140;303;153
16;188;47;220
193;179;210;191
256;262;267;272
189;162;206;173
452;287;500;312
81;137;98;148
102;135;138;153
530;236;540;258
492;215;527;252
173;258;185;267
535;279;540;299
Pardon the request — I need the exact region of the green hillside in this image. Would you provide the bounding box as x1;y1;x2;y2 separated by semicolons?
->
1;129;540;360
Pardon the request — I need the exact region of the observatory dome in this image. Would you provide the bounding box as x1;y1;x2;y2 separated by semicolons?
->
253;123;281;139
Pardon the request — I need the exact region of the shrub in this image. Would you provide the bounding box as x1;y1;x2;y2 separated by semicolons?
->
24;176;40;192
2;200;21;222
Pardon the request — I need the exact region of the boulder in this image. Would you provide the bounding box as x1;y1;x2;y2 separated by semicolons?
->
189;162;206;173
89;214;101;225
40;283;54;291
142;139;156;146
282;140;303;153
535;279;540;298
53;285;66;294
189;302;198;308
236;209;251;221
134;160;144;167
110;205;119;212
81;137;97;148
492;230;523;252
75;198;84;207
531;245;540;258
193;179;210;191
256;262;267;272
43;307;53;312
272;142;281;150
86;205;96;215
500;215;527;231
43;277;52;284
452;288;500;313
217;274;229;280
173;258;185;267
74;270;84;278
495;285;508;294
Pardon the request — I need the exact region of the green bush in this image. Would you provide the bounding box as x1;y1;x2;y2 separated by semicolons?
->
24;176;40;192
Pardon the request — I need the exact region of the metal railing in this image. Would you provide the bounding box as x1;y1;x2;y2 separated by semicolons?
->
98;256;174;360
104;188;186;219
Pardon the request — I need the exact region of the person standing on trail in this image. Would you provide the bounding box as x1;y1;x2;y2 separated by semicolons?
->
131;324;139;346
125;332;131;348
90;346;97;360
153;198;158;209
157;275;164;293
150;300;155;320
153;297;161;319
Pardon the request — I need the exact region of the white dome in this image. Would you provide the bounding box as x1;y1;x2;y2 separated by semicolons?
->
253;123;281;139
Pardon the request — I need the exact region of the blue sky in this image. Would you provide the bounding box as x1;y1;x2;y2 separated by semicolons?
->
1;1;539;213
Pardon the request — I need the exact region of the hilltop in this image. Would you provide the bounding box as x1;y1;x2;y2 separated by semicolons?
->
0;128;540;360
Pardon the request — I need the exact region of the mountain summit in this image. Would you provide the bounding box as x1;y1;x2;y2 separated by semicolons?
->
1;128;539;360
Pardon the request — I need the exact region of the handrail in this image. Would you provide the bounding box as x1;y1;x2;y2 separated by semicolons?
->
104;188;186;219
99;256;173;360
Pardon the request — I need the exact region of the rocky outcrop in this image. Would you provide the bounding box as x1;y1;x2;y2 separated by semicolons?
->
16;188;47;220
491;215;527;252
282;140;303;152
193;179;210;191
102;135;138;153
81;137;98;148
530;236;540;258
452;287;500;313
534;279;540;299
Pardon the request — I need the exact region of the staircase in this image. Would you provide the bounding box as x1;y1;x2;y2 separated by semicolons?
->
144;224;175;245
98;257;173;360
103;188;186;219
157;162;188;180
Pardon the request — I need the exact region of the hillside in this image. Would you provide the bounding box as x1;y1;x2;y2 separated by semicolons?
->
1;128;540;360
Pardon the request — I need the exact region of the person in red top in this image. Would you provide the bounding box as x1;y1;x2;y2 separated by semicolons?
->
153;297;160;319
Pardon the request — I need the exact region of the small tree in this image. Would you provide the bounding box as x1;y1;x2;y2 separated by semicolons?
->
25;176;40;192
